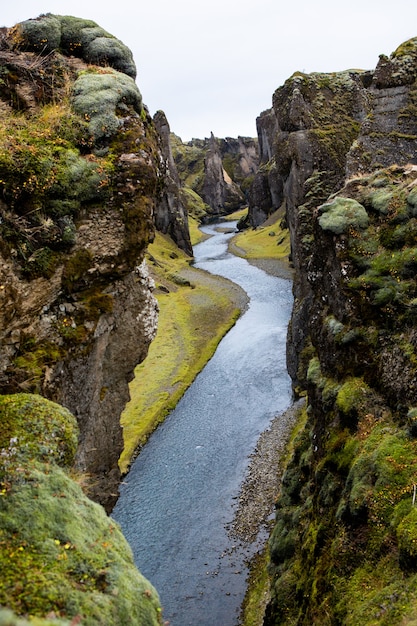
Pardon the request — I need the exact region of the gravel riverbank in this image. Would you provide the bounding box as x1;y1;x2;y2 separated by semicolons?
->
228;399;305;543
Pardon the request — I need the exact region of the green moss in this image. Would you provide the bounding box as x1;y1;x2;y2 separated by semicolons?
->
0;394;162;624
179;186;209;222
72;69;142;146
15;15;136;78
306;356;322;386
318;197;369;235
62;249;93;293
0;607;69;625
0;394;77;468
408;186;417;211
336;378;370;416
397;508;417;570
12;344;64;394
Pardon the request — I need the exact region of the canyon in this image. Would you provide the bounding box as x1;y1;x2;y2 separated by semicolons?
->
1;11;417;626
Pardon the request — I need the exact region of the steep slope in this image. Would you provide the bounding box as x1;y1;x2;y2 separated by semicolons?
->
0;14;188;510
262;38;417;625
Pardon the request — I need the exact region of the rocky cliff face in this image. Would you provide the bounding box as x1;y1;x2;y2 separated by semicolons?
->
0;14;187;510
263;38;417;624
153;110;193;255
172;133;258;219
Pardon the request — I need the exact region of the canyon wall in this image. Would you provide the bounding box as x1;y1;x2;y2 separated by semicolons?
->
0;14;189;510
258;38;417;624
172;132;258;219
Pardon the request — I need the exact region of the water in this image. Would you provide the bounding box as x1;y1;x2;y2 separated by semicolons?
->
113;222;293;625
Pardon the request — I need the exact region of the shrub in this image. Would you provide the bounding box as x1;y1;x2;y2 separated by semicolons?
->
318;197;369;235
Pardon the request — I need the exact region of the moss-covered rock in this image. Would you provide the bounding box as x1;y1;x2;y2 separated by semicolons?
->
0;394;77;467
10;15;136;78
318;197;369;235
0;394;162;625
72;69;142;146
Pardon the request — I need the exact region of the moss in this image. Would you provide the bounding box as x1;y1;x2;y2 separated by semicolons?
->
179;186;209;223
80;289;114;319
0;394;162;624
0;607;69;625
408;186;417;211
397;508;417;570
12;344;64;394
14;15;136;79
72;69;142;147
307;357;322;386
336;378;370;416
318;197;369;235
62;249;93;293
230;210;291;262
0;394;77;468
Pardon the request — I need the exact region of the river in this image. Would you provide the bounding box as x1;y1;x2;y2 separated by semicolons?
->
112;222;293;625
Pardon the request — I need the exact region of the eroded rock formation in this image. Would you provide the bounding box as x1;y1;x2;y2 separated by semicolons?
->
172;132;258;219
261;38;417;625
0;15;182;510
153;110;193;255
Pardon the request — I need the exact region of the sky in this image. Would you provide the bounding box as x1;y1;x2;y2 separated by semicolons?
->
1;1;417;141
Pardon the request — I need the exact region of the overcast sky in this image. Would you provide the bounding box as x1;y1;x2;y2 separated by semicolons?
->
2;1;417;141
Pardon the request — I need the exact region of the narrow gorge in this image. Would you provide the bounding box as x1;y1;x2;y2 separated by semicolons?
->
1;11;417;626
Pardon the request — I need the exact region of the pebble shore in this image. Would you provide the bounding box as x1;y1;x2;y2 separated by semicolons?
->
228;400;304;543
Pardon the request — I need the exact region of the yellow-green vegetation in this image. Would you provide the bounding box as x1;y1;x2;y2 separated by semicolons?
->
188;214;207;245
230;211;290;261
241;548;271;626
119;232;243;472
0;394;162;625
0;607;69;625
270;412;417;624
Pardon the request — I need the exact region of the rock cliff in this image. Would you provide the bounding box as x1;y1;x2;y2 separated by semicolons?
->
0;14;189;511
262;38;417;624
172;133;258;219
153;110;193;255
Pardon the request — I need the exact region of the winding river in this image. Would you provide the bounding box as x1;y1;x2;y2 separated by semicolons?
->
112;223;293;625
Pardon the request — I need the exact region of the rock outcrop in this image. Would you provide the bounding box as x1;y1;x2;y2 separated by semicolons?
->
0;15;171;511
172;133;258;220
262;38;417;624
153;110;193;255
0;393;162;624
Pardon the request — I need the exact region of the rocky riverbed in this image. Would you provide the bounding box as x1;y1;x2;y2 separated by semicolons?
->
228;399;304;544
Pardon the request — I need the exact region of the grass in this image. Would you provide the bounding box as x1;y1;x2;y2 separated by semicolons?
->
229;209;291;261
119;231;243;473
